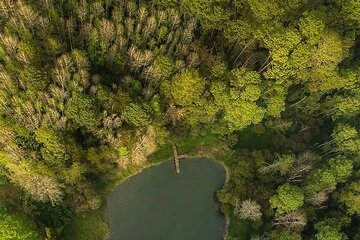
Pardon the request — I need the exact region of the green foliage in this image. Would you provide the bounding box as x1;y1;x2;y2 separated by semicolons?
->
153;55;174;80
315;227;342;240
36;203;73;229
224;100;265;131
331;93;360;119
122;103;151;127
269;228;302;240
341;0;360;27
267;94;286;117
162;68;205;106
209;67;267;131
118;147;129;157
63;213;109;240
306;155;352;194
87;146;118;174
230;67;261;89
17;32;42;64
152;0;178;8
0;46;6;61
314;218;346;240
227;213;253;240
247;0;284;21
272;154;295;175
314;31;344;66
19;67;48;91
224;20;253;43
264;27;301;60
332;124;360;154
339;181;360;214
328;156;353;183
0;209;40;240
182;0;230;29
35;126;67;166
87;29;106;66
299;10;326;45
309;170;336;192
270;183;304;214
0;0;359;238
65;93;101;129
0;165;7;185
45;37;64;57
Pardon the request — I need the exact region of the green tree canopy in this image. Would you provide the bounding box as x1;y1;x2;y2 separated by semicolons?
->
269;228;302;240
161;68;206;106
339;181;360;215
0;209;40;240
122;103;151;127
314;218;347;240
270;183;304;214
65;93;101;129
35;126;68;166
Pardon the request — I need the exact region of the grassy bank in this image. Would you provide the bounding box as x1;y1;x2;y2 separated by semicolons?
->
63;133;239;240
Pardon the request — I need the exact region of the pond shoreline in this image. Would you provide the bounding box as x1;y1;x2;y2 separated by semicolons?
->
106;155;230;240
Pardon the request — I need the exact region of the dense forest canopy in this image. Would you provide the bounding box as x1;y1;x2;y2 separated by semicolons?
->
0;0;359;239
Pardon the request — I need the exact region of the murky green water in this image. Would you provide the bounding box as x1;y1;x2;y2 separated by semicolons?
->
107;158;226;240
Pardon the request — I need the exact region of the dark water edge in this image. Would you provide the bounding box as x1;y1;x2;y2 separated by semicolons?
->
107;158;226;240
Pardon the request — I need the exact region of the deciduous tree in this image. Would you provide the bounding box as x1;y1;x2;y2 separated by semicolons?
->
270;183;304;214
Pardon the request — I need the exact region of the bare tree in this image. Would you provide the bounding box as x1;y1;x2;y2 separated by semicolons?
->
165;103;185;126
131;126;157;165
273;210;307;230
137;6;147;25
37;16;50;33
9;162;63;205
102;111;122;129
182;18;197;44
0;0;15;19
0;67;16;93
0;127;14;144
143;15;157;38
287;150;317;182
0;34;18;56
17;3;38;29
125;17;135;39
89;2;104;23
66;17;76;49
3;141;24;161
143;63;162;81
126;1;137;17
156;10;167;27
13;100;42;131
308;187;335;206
76;1;88;28
99;18;116;47
187;52;200;67
43;107;67;131
234;199;262;221
168;8;180;31
49;85;69;102
52;54;74;89
128;46;154;70
119;126;157;168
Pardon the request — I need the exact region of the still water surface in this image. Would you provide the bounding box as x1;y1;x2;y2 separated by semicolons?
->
107;158;226;240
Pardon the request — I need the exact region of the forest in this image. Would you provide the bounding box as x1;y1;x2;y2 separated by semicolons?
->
0;0;359;239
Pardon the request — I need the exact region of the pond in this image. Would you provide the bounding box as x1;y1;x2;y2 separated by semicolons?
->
107;158;226;240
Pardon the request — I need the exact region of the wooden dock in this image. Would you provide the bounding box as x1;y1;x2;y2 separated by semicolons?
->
172;143;189;174
172;143;180;173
